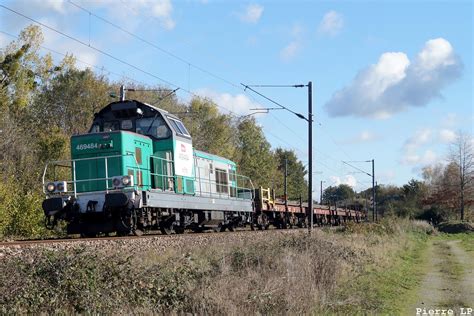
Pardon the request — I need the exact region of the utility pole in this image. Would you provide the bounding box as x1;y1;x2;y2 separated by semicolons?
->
372;159;375;222
119;85;126;101
284;158;288;211
241;81;313;233
320;180;325;205
342;159;376;222
375;181;378;221
308;81;313;234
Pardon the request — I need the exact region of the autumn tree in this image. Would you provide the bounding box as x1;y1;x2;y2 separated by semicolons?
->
449;132;474;220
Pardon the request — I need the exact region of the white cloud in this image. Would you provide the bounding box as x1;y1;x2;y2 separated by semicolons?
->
279;23;304;61
194;88;262;116
401;129;439;166
439;129;457;143
317;10;344;37
149;0;175;29
5;0;176;31
441;113;458;127
330;175;357;188
91;0;176;30
342;130;378;144
280;41;300;61
325;38;463;119
401;149;438;166
403;128;432;151
0;32;9;48
378;170;396;183
239;4;264;24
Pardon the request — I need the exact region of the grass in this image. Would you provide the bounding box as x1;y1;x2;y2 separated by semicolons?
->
0;219;435;314
328;228;430;315
435;241;464;281
434;232;474;253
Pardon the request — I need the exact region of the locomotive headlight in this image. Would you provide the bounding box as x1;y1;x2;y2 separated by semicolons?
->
111;175;133;188
55;181;67;192
46;182;56;193
122;175;132;186
112;177;122;187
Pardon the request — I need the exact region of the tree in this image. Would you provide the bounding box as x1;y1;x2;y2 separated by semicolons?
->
323;184;355;205
449;132;474;220
234;117;276;188
274;148;308;201
182;97;235;159
33;68;112;135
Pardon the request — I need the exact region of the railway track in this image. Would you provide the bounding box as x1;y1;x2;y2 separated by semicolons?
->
0;227;323;248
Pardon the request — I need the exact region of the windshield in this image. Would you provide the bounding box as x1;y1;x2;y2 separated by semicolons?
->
168;117;190;137
103;121;119;132
136;116;171;139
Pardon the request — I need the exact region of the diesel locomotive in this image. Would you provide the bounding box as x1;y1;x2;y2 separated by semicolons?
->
41;88;363;237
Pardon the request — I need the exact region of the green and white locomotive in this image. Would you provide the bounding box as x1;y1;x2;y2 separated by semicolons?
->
42;89;254;236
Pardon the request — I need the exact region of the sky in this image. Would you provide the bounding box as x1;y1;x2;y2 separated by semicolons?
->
0;0;472;201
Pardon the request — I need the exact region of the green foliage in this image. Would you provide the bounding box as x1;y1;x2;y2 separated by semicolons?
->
323;184;355;204
234;117;277;188
183;98;235;159
36;127;69;163
0;178;50;238
0;25;310;238
274;148;308;200
33;68;111;135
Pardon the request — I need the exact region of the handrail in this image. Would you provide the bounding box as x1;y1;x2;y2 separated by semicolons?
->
149;155;253;200
43;153;254;201
43;153;141;197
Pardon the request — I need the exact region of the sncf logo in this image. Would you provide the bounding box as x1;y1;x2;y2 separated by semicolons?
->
181;144;186;152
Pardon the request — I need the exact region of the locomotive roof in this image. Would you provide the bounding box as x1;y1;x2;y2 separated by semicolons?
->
194;150;237;166
95;99;180;120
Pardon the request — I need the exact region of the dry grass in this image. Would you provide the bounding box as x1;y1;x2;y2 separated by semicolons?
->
0;219;433;314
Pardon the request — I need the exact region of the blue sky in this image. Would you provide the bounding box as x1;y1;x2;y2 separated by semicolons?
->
0;0;472;200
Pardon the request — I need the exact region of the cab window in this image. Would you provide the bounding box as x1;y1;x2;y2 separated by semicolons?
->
121;120;133;130
104;121;119;132
90;123;100;133
136;117;171;139
168;117;190;136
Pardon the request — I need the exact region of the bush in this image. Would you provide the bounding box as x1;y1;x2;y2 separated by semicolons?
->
437;221;474;234
0;219;431;314
0;179;54;239
415;207;451;225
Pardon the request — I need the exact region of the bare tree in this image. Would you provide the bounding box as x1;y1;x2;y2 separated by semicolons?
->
450;132;474;221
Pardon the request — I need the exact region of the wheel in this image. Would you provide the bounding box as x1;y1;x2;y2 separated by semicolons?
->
175;226;185;234
133;229;144;237
80;232;97;238
160;223;174;235
213;223;226;232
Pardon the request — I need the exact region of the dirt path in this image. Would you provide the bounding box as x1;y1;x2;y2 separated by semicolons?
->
408;238;474;315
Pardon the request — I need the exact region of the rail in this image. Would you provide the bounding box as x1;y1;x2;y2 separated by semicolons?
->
149;155;254;200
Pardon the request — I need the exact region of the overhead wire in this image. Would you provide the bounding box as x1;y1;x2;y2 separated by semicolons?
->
0;3;358;185
0;29;147;87
68;0;242;91
67;0;356;175
0;4;244;117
